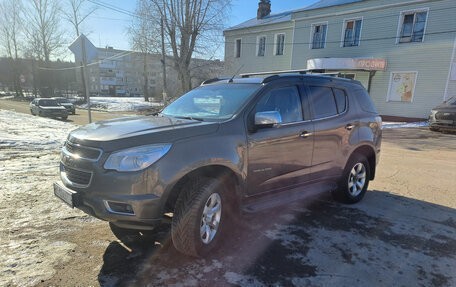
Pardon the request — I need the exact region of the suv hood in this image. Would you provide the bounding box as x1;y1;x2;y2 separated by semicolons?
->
68;115;219;151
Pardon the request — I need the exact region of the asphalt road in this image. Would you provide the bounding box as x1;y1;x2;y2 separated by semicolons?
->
0;98;129;125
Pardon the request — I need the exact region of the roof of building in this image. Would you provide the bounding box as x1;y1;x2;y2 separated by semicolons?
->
225;0;365;32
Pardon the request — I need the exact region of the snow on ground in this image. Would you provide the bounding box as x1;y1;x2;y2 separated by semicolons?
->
0;110;87;286
382;121;428;129
78;97;163;112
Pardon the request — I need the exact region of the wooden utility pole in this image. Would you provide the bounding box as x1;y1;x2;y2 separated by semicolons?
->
81;37;92;123
160;17;167;104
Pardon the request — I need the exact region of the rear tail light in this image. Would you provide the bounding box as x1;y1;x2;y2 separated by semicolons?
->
375;116;382;129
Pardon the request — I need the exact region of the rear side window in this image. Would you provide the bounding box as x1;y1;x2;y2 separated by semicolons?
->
309;86;338;119
333;88;347;113
256;86;303;123
355;88;377;113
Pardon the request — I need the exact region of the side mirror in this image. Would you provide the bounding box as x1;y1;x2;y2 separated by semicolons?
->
254;111;282;128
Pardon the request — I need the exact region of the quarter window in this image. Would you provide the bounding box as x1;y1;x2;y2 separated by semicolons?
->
257;36;266;56
333;88;347;113
312;24;327;49
399;11;427;43
343;19;362;47
256;86;303;123
275;34;285;55
309;86;338;119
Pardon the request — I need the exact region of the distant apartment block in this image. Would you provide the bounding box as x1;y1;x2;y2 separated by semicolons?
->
85;47;224;98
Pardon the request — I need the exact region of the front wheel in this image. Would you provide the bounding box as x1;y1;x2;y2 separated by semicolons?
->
61;115;68;120
171;177;231;257
333;154;370;204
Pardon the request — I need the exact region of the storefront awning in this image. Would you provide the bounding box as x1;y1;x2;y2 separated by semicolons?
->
307;58;387;71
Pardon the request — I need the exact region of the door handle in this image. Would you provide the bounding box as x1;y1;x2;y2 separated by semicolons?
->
300;131;313;138
345;123;355;131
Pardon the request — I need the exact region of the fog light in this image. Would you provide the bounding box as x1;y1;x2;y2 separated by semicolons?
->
103;201;134;215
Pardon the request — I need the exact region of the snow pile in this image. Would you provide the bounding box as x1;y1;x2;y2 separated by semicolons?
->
0;110;76;153
382;121;428;129
78;97;163;112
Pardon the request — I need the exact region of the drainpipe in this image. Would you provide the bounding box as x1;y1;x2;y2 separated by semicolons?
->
367;70;376;94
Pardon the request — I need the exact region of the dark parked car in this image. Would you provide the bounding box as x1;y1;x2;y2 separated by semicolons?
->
54;74;382;257
54;97;76;115
30;98;68;120
429;97;456;132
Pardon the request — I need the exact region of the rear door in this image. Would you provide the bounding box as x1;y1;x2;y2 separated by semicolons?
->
306;81;355;181
246;83;314;195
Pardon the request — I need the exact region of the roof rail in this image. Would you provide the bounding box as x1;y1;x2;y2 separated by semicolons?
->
240;69;308;78
201;77;230;85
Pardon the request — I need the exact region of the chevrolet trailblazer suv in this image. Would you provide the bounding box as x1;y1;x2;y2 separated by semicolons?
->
54;73;382;257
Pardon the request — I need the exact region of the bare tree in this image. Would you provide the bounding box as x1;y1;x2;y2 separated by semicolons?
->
144;0;230;93
0;0;25;97
25;0;64;97
130;0;161;101
62;0;97;100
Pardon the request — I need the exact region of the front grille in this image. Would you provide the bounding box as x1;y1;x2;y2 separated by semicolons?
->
63;166;92;185
435;112;456;121
65;141;101;160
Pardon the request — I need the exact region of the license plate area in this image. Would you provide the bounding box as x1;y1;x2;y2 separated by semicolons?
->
54;182;78;208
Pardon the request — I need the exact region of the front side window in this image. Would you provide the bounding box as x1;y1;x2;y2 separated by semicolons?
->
162;84;260;120
256;86;303;123
235;39;241;58
257;36;266;56
343;19;362;47
275;34;285;55
312;24;327;49
399;11;427;43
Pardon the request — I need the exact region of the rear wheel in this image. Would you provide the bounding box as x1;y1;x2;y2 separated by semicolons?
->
333;154;370;204
171;177;231;257
62;115;68;120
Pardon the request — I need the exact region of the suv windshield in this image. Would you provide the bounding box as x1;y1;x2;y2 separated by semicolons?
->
56;98;70;103
39;100;59;107
161;84;260;120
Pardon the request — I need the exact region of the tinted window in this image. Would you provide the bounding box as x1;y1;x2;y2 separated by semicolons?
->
256;86;303;123
355;88;377;113
39;100;59;106
309;86;337;119
333;88;347;113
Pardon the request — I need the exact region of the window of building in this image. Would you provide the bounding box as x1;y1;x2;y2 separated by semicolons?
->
311;23;327;49
257;36;266;56
235;39;241;58
275;34;285;55
343;19;362;47
398;10;428;43
309;86;338;119
256;86;303;123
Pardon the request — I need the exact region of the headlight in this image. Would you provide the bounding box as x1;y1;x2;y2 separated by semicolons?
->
104;144;171;172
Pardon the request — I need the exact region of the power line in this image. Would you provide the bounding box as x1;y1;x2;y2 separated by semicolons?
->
37;50;136;71
223;29;456;46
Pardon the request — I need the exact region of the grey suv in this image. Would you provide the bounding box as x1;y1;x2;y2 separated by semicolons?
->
54;74;382;257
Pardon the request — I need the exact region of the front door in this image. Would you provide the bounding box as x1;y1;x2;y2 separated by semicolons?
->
247;84;314;195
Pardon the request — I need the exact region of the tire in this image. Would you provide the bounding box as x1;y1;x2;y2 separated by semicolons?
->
39;111;42;117
30;109;35;116
333;154;370;204
171;177;231;257
429;127;440;132
72;110;76;115
62;115;68;120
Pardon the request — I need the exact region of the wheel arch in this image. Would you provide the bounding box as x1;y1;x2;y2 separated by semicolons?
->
347;144;377;180
164;165;243;214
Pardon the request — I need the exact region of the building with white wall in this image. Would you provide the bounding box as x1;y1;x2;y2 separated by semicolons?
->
224;0;456;119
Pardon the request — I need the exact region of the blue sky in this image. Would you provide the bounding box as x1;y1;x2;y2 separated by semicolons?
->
79;0;319;59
